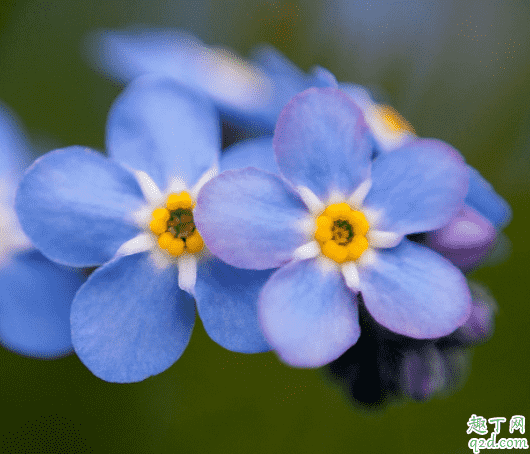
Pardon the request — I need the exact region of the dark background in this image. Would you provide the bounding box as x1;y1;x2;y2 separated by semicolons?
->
1;1;528;453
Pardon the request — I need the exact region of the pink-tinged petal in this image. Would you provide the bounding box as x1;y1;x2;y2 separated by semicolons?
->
363;139;469;235
194;167;309;270
273;87;372;201
259;258;360;367
424;204;497;272
359;239;472;339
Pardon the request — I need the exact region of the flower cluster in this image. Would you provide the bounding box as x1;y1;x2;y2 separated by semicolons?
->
13;75;271;383
6;28;511;402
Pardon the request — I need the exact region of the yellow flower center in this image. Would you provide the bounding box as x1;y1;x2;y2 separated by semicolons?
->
148;191;204;256
379;105;415;134
314;202;370;264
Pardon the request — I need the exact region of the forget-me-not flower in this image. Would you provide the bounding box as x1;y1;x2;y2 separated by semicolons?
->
194;87;473;367
340;84;512;271
85;25;512;236
223;77;511;273
86;26;338;132
0;101;86;359
15;75;272;382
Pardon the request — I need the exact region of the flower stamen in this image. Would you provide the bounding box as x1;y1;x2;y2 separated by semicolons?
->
314;202;370;264
149;191;204;256
378;104;415;134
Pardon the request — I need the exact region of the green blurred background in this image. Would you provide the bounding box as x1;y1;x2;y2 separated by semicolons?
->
0;1;528;452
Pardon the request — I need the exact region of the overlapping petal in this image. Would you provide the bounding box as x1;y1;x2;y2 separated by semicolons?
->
358;239;471;339
15;147;145;267
195;257;273;353
0;250;85;358
363;139;469;234
258;258;360;367
273;88;372;201
465;165;512;230
424;204;496;272
219;136;278;174
194;167;309;269
106;74;220;191
89;28;276;125
71;251;194;383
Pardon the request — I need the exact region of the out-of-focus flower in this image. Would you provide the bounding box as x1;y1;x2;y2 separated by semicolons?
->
325;281;497;408
86;27;335;133
195;87;472;368
0;102;86;359
15;75;272;382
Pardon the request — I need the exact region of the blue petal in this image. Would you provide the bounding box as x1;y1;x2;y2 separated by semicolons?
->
71;252;195;383
87;27;211;85
0;102;31;178
249;46;338;126
309;66;339;89
363;139;469;235
15;147;144;267
90;27;277;129
359;239;472;339
0;250;85;358
107;74;220;191
465;165;512;230
251;44;311;88
220;136;279;174
258;258;360;367
194;167;309;270
195;256;273;353
273;88;372;200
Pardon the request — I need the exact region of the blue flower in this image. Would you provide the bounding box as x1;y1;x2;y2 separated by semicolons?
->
194;87;473;367
15;75;271;382
221;82;512;273
0;101;86;359
85;27;337;132
340;84;512;271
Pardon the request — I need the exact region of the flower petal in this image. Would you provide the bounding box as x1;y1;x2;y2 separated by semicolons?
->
273;87;372;201
15;147;145;267
453;281;497;346
89;28;275;125
0;250;85;358
465;165;512;230
258;258;360;367
106;74;220;191
0;102;31;178
249;46;338;125
220;136;279;174
339;83;416;155
359;239;472;339
194;256;273;353
363;139;469;235
71;251;195;383
194;167;309;269
424;204;497;272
